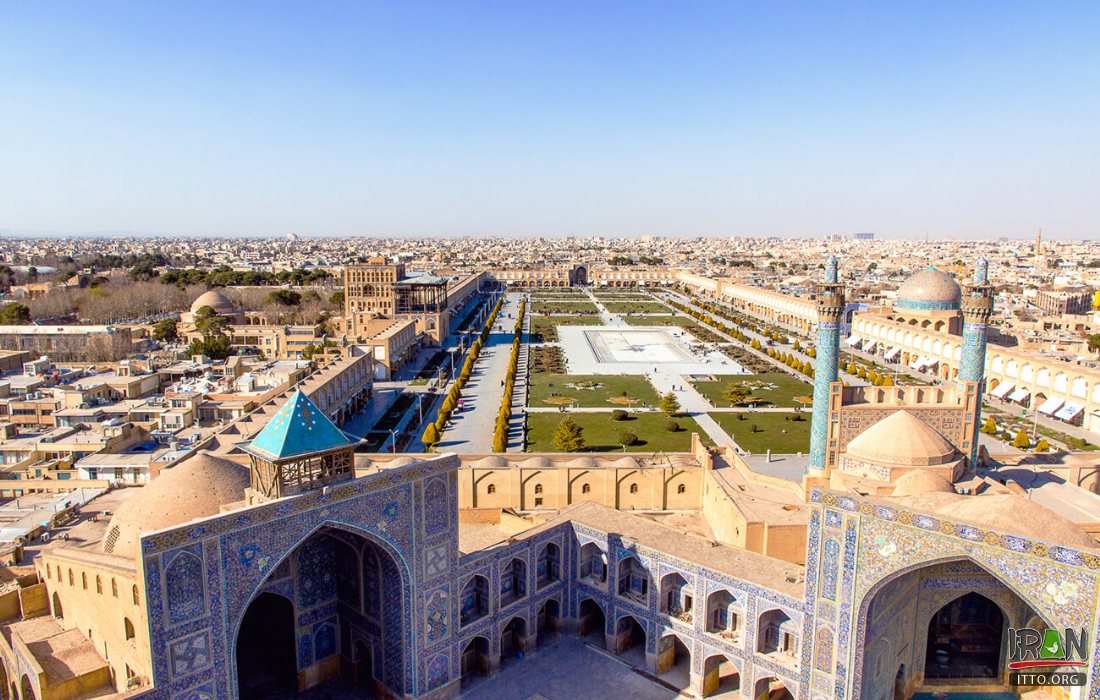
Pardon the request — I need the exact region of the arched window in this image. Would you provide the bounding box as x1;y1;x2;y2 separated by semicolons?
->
677;484;686;494
68;570;74;586
487;484;496;494
534;483;543;494
95;576;102;594
111;579;118;597
132;585;140;605
45;563;51;580
582;483;591;494
124;617;136;641
629;483;638;494
82;572;87;590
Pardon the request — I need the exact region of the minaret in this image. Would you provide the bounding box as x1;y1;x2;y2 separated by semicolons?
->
807;257;845;475
959;258;994;466
1036;228;1042;255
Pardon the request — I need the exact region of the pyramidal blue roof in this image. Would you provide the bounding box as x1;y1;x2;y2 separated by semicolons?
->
247;389;352;460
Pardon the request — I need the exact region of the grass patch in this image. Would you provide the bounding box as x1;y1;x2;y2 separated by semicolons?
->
526;411;704;452
531;301;600;315
530;315;602;342
528;373;660;408
692;372;812;409
708;411;812;454
372;393;416;431
602;301;673;314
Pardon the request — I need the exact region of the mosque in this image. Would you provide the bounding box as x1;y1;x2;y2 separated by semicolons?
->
5;260;1100;700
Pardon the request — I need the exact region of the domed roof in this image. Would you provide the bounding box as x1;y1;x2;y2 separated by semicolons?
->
896;267;961;311
892;469;955;497
190;289;237;315
846;411;958;467
103;451;250;558
886;492;1098;551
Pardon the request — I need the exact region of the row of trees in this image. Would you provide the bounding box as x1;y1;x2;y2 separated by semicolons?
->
422;297;505;450
767;348;815;380
843;362;895;386
158;266;332;288
492;298;527;452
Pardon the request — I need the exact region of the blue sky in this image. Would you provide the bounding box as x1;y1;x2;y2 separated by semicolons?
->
1;2;1098;238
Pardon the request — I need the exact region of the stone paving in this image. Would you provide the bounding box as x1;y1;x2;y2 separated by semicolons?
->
459;636;684;700
437;293;524;453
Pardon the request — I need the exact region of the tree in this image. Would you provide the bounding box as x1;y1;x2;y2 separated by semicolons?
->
981;417;997;434
267;289;302;306
153;318;178;342
723;382;751;406
551;417;586;452
0;303;32;324
193;306;230;337
1034;438;1050;452
881;375;894;386
618;431;638;450
659;392;681;415
1012;429;1031;449
329;290;345;306
422;423;440;451
1088;333;1100;354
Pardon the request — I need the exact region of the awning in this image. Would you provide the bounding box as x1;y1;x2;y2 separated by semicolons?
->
1009;387;1031;403
845;335;862;346
991;382;1014;399
884;347;901;362
863;340;878;352
911;356;937;370
1036;397;1065;416
1055;403;1084;421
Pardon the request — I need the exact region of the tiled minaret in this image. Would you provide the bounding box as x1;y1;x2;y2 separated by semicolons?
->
960;258;994;465
808;257;845;475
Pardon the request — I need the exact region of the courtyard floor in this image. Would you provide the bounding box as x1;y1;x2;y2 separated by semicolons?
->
460;636;685;700
526;411;706;452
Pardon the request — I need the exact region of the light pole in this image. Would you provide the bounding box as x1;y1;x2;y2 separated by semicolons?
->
389;429;399;454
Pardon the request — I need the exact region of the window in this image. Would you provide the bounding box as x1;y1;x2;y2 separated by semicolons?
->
132;585;140;605
124;617;136;641
82;572;87;590
96;576;103;594
534;497;543;507
68;570;74;586
534;483;543;494
45;563;51;580
487;484;496;494
111;579;118;597
629;483;638;494
581;483;591;494
677;484;686;494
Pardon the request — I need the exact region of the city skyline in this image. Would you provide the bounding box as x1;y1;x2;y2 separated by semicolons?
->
2;2;1099;238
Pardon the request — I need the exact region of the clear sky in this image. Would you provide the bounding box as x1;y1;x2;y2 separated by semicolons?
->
1;2;1098;238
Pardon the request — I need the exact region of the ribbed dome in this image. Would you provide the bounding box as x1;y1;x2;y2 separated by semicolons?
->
190;289;237;315
103;451;250;558
896;268;961;310
846;411;958;467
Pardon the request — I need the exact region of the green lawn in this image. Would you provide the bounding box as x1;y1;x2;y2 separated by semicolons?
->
708;412;812;454
531;301;600;315
622;315;698;327
602;300;672;314
528;373;660;408
692;372;812;409
526;411;705;452
530;315;602;342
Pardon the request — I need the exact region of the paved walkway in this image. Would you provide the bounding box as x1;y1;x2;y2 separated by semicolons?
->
459;636;685;700
435;294;524;453
506;303;531;452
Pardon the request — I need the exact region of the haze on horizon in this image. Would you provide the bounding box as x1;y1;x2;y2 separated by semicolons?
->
1;2;1098;240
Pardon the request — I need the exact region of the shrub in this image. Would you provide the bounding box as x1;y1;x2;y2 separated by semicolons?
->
1012;429;1031;449
1034;438;1051;452
611;409;628;421
666;420;680;432
618;431;638;447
